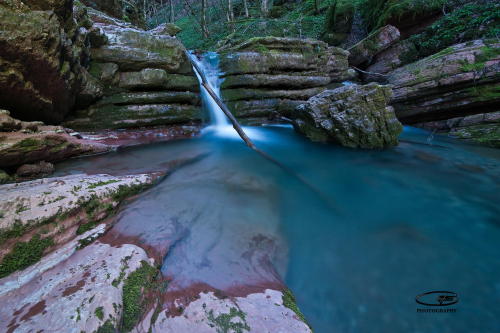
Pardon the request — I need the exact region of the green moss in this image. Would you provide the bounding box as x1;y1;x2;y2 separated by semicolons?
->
402;3;500;64
121;261;158;332
469;84;500;102
112;183;152;202
94;306;104;321
87;179;120;189
452;123;500;148
0;220;27;243
282;288;310;327
0;235;53;278
207;307;250;333
96;320;116;333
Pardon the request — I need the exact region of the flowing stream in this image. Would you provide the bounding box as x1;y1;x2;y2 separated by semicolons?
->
55;53;500;332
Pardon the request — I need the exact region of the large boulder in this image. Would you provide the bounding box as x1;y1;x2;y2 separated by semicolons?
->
219;37;353;122
291;83;402;149
348;25;400;67
388;39;500;124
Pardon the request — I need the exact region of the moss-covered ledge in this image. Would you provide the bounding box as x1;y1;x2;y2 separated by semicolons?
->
0;172;162;278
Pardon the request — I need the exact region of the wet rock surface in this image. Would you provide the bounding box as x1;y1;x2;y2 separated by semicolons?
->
0;237;151;333
139;289;311;333
292;83;402;148
0;172;157;262
0;112;109;169
219;37;352;121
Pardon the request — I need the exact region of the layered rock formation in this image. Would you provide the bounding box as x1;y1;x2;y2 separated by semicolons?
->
388;40;500;123
0;110;108;173
348;25;400;67
291;83;402;149
64;8;201;131
219;37;353;123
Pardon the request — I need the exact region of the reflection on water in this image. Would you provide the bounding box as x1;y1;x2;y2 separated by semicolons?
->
55;126;500;333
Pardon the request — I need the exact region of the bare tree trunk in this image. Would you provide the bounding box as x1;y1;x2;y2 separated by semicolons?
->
243;0;249;17
314;0;320;14
170;0;174;22
261;0;268;17
228;0;235;32
201;0;209;38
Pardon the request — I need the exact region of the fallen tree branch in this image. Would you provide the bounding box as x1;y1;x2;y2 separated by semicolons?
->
351;66;388;77
186;51;340;212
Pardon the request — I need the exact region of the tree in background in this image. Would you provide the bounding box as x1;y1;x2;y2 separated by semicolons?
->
261;0;269;17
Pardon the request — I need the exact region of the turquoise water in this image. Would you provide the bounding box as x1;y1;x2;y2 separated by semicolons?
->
55;125;500;332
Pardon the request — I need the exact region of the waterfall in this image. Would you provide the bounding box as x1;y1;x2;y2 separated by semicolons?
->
188;51;230;128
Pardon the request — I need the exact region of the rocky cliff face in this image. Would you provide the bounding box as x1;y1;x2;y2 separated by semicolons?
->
62;7;201;131
0;0;92;123
388;40;500;122
218;37;354;123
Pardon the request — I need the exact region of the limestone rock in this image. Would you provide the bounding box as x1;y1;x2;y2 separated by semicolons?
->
0;110;22;132
139;289;311;333
292;83;402;148
348;25;400;67
0;5;82;123
218;37;351;121
364;40;413;82
0;239;151;333
16;161;55;178
81;0;145;28
0;172;157;265
417;111;500;148
64;104;201;131
388;39;500;124
0;123;109;168
149;23;182;37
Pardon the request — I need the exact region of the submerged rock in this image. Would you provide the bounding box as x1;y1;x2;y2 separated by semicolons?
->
292;83;402;148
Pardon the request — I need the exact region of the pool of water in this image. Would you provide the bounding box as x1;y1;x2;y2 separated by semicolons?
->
55;125;500;332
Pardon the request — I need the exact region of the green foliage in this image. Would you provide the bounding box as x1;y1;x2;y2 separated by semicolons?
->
0;235;53;278
160;0;335;50
87;179;120;189
360;0;446;31
282;288;309;327
94;306;104;321
96;320;116;333
402;3;500;63
207;307;250;333
111;183;151;202
121;261;158;332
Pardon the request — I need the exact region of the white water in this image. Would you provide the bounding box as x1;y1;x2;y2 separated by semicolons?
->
188;51;268;141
